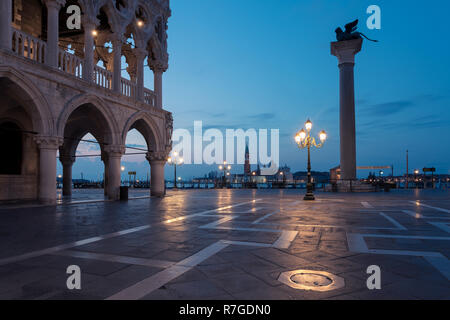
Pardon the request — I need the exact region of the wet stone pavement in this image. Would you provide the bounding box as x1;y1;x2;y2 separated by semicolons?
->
0;189;449;300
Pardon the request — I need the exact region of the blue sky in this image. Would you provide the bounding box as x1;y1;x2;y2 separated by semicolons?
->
61;0;450;180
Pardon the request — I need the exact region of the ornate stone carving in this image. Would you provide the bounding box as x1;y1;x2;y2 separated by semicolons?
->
331;38;362;65
146;151;169;163
165;112;173;151
104;144;126;157
148;15;170;73
34;136;64;150
43;0;66;10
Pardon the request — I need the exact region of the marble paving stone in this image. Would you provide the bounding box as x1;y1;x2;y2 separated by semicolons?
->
166;279;229;299
1;189;449;299
210;273;275;295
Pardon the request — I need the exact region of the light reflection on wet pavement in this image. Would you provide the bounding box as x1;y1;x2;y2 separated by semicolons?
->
0;189;449;300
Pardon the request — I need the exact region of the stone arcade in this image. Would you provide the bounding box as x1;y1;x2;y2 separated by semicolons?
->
0;0;173;203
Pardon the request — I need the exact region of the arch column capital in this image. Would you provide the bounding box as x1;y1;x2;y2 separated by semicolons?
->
104;145;126;158
34;136;64;150
43;0;66;10
59;155;75;166
134;48;148;60
81;15;100;28
146;151;169;163
149;60;168;73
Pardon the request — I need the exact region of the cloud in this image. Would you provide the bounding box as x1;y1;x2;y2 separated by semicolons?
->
358;94;447;117
359;115;448;132
248;113;276;120
75;142;101;162
360;100;414;116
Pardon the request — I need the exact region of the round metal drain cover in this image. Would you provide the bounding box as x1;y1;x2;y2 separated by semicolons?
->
291;273;333;287
278;270;345;292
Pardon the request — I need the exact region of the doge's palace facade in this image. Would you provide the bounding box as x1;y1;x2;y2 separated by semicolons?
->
0;0;173;203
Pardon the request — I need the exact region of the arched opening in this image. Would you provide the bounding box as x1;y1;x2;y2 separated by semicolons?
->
0;75;44;201
123;116;163;196
57;133;105;199
0;121;23;175
59;102;115;198
123;129;149;189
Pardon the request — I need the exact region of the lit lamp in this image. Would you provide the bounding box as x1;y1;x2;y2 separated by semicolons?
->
294;119;327;201
167;152;184;189
218;161;232;188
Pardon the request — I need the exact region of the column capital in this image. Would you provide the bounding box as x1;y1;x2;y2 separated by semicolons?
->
146;151;169;163
110;32;125;46
331;38;362;65
134;48;148;61
43;0;66;10
59;155;75;166
149;59;168;73
34;136;64;150
81;15;99;29
104;145;126;157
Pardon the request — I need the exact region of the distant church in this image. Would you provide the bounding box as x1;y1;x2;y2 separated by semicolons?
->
244;144;251;176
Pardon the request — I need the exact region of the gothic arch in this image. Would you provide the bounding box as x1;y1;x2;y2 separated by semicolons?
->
57;93;120;145
0;65;53;135
122;111;163;152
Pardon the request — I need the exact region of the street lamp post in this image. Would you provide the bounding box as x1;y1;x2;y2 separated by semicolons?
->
414;169;419;188
295;119;327;201
167;152;184;190
218;161;232;188
121;166;125;185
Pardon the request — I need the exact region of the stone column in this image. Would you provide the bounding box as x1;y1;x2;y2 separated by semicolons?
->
150;61;168;109
147;152;167;197
154;69;163;108
112;36;123;93
101;152;108;196
331;39;362;181
35;136;63;204
104;145;125;200
135;48;147;102
60;156;75;196
82;18;97;82
0;0;12;50
44;0;65;67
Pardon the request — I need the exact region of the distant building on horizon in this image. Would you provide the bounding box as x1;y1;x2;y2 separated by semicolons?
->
244;144;251;176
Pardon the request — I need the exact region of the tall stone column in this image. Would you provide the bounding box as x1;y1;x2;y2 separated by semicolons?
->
154;69;163;109
147;152;168;197
331;38;362;181
112;35;123;93
35;136;63;204
82;18;97;83
104;145;125;200
150;60;168;109
135;48;147;102
60;156;75;196
44;0;66;67
0;0;12;50
101;152;108;196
